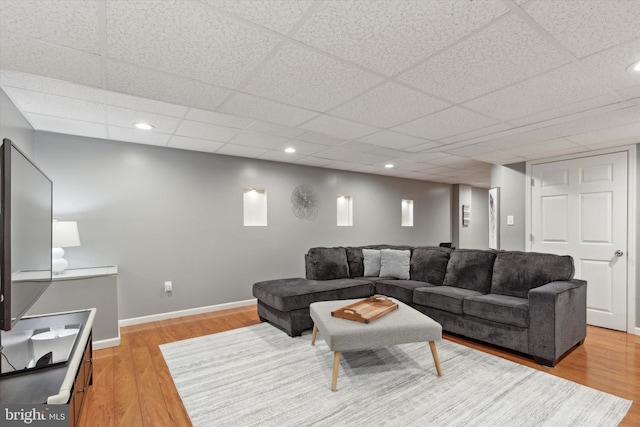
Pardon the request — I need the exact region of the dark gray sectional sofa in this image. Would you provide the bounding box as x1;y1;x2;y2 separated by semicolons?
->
252;245;587;366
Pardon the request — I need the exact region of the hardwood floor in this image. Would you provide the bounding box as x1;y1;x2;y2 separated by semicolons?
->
79;305;639;426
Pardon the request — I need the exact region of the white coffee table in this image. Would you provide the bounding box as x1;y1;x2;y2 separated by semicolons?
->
310;298;443;391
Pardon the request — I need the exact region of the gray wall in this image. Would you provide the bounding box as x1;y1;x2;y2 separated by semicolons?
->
490;162;526;250
452;184;489;250
34;132;453;320
1;90;34;157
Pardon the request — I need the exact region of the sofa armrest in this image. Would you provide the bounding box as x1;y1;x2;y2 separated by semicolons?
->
528;279;587;366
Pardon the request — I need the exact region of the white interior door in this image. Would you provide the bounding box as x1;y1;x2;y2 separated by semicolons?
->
531;152;628;331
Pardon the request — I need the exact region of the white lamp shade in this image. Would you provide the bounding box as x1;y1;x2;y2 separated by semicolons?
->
53;221;81;248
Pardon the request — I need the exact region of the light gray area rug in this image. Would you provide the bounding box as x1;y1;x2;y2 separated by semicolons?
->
160;323;631;427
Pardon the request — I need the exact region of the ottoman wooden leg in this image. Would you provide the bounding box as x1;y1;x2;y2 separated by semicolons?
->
429;341;443;376
331;351;341;391
311;324;318;346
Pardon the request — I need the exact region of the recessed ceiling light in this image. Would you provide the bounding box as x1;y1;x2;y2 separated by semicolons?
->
626;59;640;73
284;147;296;153
134;123;154;130
384;163;394;168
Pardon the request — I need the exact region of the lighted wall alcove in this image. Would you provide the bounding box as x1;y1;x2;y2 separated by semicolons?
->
402;199;414;227
337;195;353;227
243;188;267;226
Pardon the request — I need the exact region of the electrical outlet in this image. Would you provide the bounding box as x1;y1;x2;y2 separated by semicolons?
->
164;281;172;292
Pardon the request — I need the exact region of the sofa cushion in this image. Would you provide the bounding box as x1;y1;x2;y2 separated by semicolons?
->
463;294;530;328
443;249;497;293
306;247;349;280
490;251;575;298
413;286;483;314
345;247;365;278
410;246;452;285
375;279;434;304
380;249;411;279
345;245;414;278
362;249;381;277
252;277;375;312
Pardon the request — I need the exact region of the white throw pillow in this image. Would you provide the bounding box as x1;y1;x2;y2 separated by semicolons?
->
362;249;381;277
379;249;411;280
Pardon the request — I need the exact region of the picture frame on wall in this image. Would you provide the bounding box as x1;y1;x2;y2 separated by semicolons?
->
489;187;499;250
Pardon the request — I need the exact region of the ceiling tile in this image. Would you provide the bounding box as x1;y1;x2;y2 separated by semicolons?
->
230;131;291;149
315;147;387;165
524;0;640;58
108;126;171;147
204;0;316;35
445;145;497;157
439;122;512;145
393;107;500;140
502;138;580;157
184;108;253;129
507;94;621;128
358;130;431;150
258;150;304;163
106;1;281;88
107;106;181;134
26;113;107;139
175;120;239;142
0;0;100;53
0;35;102;87
463;64;611;121
294;157;334;167
216;144;267;158
107;61;231;111
580;38;640;91
275;140;329;156
617;85;640;100
329;82;450;128
220;92;318;127
5;87;105;123
566;122;640;146
296;131;346;146
0;70;105;101
167;136;225;153
402;142;443;153
400;151;451;162
301;115;379;140
246;121;306;139
397;13;569;103
472;150;525;165
242;42;383;111
107;92;188;118
293;0;508;76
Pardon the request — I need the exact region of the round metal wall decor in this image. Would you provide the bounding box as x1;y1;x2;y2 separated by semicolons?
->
291;184;319;220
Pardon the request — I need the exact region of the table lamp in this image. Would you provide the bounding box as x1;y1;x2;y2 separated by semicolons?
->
52;220;81;274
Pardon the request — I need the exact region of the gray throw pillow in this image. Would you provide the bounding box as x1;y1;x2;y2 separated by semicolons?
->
362;249;381;277
379;249;410;280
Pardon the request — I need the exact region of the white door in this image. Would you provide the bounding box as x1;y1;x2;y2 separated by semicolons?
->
531;152;628;331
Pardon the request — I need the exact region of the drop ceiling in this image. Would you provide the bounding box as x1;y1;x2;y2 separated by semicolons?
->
1;0;639;188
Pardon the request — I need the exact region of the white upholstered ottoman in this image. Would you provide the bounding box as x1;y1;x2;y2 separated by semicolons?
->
310;298;443;391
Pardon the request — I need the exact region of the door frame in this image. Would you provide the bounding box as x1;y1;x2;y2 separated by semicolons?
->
525;144;637;335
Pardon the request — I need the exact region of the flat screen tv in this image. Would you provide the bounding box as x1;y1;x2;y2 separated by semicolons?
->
0;138;53;331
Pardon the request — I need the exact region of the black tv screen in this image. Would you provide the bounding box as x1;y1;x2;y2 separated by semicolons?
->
1;138;53;331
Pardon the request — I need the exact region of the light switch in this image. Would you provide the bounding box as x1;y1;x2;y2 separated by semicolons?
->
507;215;514;226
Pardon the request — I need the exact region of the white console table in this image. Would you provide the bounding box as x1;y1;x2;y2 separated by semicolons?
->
27;266;119;349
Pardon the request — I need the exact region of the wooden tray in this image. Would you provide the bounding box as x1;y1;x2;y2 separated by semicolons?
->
331;295;398;324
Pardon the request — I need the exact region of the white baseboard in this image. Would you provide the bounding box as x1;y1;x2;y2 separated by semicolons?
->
118;298;257;328
93;336;121;350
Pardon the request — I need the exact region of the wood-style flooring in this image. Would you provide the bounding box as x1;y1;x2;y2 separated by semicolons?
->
78;305;639;426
